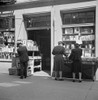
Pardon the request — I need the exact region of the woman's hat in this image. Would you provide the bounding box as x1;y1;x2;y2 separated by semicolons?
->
58;41;64;45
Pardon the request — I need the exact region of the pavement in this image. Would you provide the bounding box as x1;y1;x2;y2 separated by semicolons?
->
0;64;98;100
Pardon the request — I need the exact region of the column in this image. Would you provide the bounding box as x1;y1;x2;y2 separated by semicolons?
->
54;6;63;45
14;10;27;49
51;6;54;76
95;0;98;80
50;5;63;76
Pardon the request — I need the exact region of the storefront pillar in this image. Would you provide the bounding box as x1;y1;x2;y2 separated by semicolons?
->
53;6;63;45
51;6;63;76
51;6;55;76
14;10;27;49
95;0;98;80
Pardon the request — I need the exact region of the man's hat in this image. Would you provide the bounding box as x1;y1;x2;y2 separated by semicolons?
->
17;39;23;46
17;39;23;44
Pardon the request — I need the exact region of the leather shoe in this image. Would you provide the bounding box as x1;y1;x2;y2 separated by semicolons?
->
79;80;82;83
59;78;64;81
72;80;75;82
55;78;58;80
20;76;23;79
24;76;27;78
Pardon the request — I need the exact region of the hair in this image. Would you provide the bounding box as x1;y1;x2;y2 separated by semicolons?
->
17;42;22;47
75;43;80;48
58;41;64;45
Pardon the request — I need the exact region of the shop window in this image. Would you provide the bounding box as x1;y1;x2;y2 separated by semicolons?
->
23;13;51;28
0;15;15;60
0;16;15;29
61;10;95;24
61;8;95;57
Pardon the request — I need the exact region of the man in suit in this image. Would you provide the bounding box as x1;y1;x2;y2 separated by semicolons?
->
69;43;82;82
17;40;29;79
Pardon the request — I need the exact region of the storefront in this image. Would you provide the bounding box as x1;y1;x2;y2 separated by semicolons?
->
23;12;51;72
0;0;98;79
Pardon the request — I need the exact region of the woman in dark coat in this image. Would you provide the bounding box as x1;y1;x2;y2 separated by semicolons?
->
69;43;82;82
52;41;66;80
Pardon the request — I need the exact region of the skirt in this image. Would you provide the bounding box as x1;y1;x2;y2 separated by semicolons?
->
72;60;82;73
53;55;64;71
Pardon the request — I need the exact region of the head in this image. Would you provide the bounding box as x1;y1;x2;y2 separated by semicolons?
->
58;41;64;46
17;40;23;47
75;43;80;48
17;42;23;47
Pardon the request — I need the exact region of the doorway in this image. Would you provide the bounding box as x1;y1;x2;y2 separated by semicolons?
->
27;29;51;74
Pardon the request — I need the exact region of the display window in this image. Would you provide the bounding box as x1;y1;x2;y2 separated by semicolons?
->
23;13;51;29
61;8;95;57
0;15;15;60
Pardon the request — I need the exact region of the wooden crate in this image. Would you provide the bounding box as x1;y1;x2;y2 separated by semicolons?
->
8;67;18;75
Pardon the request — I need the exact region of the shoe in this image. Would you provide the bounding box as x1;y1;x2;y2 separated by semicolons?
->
24;76;27;78
59;78;64;81
79;80;82;83
55;78;58;80
20;76;23;79
72;80;75;82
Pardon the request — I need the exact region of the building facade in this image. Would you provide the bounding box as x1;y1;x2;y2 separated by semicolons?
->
0;0;98;79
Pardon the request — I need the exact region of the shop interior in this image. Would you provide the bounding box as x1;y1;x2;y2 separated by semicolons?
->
27;29;51;74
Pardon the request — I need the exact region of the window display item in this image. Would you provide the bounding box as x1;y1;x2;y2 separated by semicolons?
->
76;38;82;44
74;27;80;33
80;27;93;34
0;31;15;60
65;28;73;34
71;44;75;49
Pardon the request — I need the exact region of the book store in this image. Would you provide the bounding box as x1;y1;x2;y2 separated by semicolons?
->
0;0;98;80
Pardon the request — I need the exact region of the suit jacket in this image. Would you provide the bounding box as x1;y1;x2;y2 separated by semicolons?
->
17;46;29;62
69;48;82;61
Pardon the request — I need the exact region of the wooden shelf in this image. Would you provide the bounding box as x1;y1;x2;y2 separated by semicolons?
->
63;33;78;36
64;48;94;50
63;40;76;42
0;28;15;32
82;48;95;50
62;23;94;28
26;26;50;31
63;40;94;42
63;33;94;36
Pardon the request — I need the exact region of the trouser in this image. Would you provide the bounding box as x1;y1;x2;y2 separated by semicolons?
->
20;61;28;77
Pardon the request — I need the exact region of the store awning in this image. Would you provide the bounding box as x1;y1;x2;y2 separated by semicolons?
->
0;0;95;11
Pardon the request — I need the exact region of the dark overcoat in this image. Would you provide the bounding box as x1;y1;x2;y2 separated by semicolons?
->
17;46;29;63
69;48;82;73
52;46;66;71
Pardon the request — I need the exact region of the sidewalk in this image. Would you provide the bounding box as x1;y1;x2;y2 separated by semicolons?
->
0;70;98;100
0;63;98;100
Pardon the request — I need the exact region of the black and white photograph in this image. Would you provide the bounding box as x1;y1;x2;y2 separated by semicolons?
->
0;0;98;100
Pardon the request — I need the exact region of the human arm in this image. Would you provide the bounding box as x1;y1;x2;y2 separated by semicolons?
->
80;49;82;56
52;47;55;55
69;49;74;60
